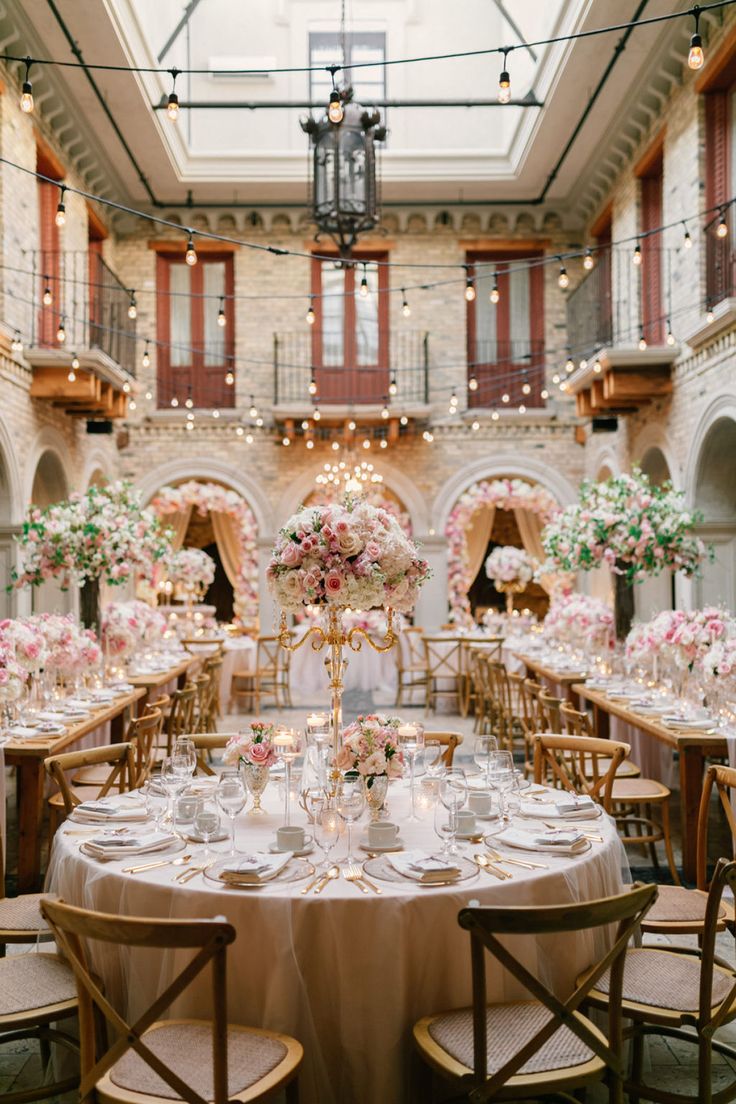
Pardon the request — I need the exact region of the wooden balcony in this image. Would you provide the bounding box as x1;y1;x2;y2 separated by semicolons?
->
567;346;678;417
26;348;132;419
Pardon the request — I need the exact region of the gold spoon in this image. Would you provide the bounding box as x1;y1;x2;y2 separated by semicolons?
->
314;864;340;894
124;853;192;875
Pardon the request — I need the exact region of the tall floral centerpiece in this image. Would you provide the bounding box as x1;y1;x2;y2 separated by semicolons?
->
541;470;708;639
167;547;216;603
485;545;536;615
12;482;173;633
268;497;430;777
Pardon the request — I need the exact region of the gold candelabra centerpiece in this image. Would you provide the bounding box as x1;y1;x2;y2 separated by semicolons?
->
278;606;397;785
495;579;528;616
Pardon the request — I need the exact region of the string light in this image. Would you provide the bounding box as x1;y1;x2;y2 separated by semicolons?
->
328;68;344;124
167;69;180;120
632;242;642;265
683;223;693;249
42;281;52;307
490;273;500;304
309;375;318;396
212;409;220;418
306;299;316;325
666;321;676;346
331;440;340;451
521;381;531;395
464;269;476;301
638;331;648;350
706;307;715;323
127;292;137;320
468;374;479;392
313;406;321;421
583;247;594;271
565;355;574;373
145;389;153;400
55;186;66;227
142;342;150;368
246;433;254;444
185;420;193;431
185;234;197;265
170;396;179;407
593;359;602;373
400;415;408;426
380;439;388;449
362;438;371;450
389;376;398;396
579;358;587;371
256;417;264;427
518;403;526;413
56;317;66;343
249;396;258;418
471;420;480;431
558;265;569;289
225;370;234;385
540;388;549;400
552;373;561;385
71;353;80;370
236;425;244;436
306;439;314;449
688;8;704;69
498;48;511;104
20;57;33;113
381;403;390;420
217;297;226;327
129;399;137;411
11;330;22;353
491;410;500;421
359;264;369;298
401;290;411;317
716;209;729;238
501;393;510;404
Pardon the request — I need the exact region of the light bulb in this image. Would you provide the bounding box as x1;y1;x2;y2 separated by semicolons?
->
348;420;356;431
11;332;22;353
583;248;594;270
129;399;137;411
56;320;66;343
282;436;290;446
225;371;234;386
71;354;80;370
309;376;317;395
249;402;258;418
55;201;66;228
491;410;500;421
363;438;371;450
359;276;369;298
306;303;316;325
593;360;602;373
717;214;729;238
313;407;321;421
67;368;76;382
490;283;500;304
666;328;676;346
185;236;197;265
328;90;343;124
217;301;226;327
256;417;263;427
498;69;511;104
472;420;479;431
167;92;180;121
185;397;193;409
565;357;574;373
212;409;220;419
522;382;531;395
638;333;647;351
185;420;193;431
20;82;33;113
389;377;398;396
171;396;179;407
246;433;254;444
127;294;137;320
502;393;510;404
381;404;389;420
632;243;642;265
400;415;408;426
401;292;411;317
465;279;476;302
541;388;549;399
558;266;569;289
331;440;339;451
683;228;693;249
552;373;560;385
518;404;526;413
142;345;151;368
306;439;314;449
468;375;478;391
688;34;704;70
579;359;587;371
145;390;153;401
706;308;715;323
236;425;244;436
42;286;52;307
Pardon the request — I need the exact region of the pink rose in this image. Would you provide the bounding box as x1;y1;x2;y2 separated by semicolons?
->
281;542;301;567
248;741;271;765
335;745;354;770
325;571;344;595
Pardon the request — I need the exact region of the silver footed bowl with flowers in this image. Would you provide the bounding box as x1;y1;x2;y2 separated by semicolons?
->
336;714;405;820
224;723;278;815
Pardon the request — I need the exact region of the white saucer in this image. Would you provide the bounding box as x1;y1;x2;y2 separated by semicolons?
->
268;842;314;857
359;838;404;853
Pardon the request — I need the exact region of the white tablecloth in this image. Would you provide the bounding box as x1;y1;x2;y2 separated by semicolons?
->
46;785;627;1103
290;625;397;700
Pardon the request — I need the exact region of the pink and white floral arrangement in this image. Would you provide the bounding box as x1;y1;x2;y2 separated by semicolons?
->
167;547;216;594
543;593;614;648
101;600;166;660
336;714;405;781
542;469;708;581
223;722;278;768
0;618;48;672
626;607;735;672
152;481;258;623
13;481;172;590
485;545;535;588
0;629;31;700
445;478;559;622
24;613;101;678
268;499;430;614
702;637;736;680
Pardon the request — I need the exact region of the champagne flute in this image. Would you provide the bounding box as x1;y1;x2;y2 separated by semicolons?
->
193;798;220;861
273;727;303;827
439;768;468;855
433;796;453;858
216;770;247;856
336;774;365;866
399;723;425;823
314;801;340;870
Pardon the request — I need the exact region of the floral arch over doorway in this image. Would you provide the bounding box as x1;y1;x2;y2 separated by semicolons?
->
445;477;560;620
151;481;258;622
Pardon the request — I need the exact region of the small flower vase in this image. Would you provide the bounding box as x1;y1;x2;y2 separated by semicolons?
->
242;761;269;816
363;774;389;822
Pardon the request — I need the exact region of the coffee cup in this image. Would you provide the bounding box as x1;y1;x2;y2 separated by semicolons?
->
276;825;307;852
468;791;493;816
367;821;399;849
455;809;477;835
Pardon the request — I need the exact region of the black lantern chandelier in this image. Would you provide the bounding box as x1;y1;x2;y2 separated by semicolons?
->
301;69;386;258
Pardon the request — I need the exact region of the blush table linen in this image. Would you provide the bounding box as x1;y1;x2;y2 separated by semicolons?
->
46;785;627;1104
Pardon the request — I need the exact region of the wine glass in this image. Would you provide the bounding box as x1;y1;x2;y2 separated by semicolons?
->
173;736;197;779
273;727;303;827
439;768;468;854
423;740;446;780
336;774;365;866
314;801;341;870
433;797;453;858
193;798;220;861
160;755;190;828
143;777;167;832
488;750;515;821
473;734;498;784
399;723;425;823
216;770;247;856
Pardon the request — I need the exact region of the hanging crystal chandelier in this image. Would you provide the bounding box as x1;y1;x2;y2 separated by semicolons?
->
315;458;384;494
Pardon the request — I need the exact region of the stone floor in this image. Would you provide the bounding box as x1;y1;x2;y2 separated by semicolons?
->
3;686;736;1101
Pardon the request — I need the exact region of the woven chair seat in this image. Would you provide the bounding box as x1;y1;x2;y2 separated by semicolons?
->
48;784;107;809
107;1021;288;1101
426;1000;597;1076
593;948;734;1013
611;777;670;801
644;884;725;925
0;892;53;933
583;757;640;779
71;764;119;787
0;952;77;1016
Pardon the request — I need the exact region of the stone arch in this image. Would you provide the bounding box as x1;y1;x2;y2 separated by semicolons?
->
27;442;72;615
23;427;73;506
632;423;681;489
0;413;23;617
81;448;114;490
135;457;271;537
690;412;736;609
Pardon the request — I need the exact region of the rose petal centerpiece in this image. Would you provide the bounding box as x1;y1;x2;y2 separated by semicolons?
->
268;497;430;784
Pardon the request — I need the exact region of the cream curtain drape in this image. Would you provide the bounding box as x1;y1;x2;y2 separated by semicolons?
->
166;507;193;551
514;507;568;595
466;506;496;589
211;511;242;590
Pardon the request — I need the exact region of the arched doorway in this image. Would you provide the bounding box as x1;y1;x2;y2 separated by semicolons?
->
693;417;736;608
30;450;72;614
0;440;14;619
636;447;675;618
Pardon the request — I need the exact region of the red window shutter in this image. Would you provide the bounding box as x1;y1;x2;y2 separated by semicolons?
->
641;173;664;343
705;91;731;304
37;182;60;346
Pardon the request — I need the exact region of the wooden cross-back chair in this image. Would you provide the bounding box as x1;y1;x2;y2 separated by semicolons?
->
394;627;428;708
510;675;543;778
413;883;657;1104
538;689;564;733
157;682;198;759
188;733;239;776
232;635;281;713
201;653;224;731
458;637;501;718
423;731;463;770
470;652;494;736
559;702;641;780
532;733;630;812
487;661;523;754
190;673;213;734
423;636;463;714
45;743;137;837
72;700;167;790
0;813;53;953
40;898;303;1104
582;860;736;1104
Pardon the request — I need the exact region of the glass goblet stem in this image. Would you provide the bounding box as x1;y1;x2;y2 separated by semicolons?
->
284;760;291;826
346;821;353;864
229;814;237;856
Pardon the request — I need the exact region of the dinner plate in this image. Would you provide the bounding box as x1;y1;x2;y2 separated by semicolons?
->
203;855;314;889
363;854;478;886
80;836;185;861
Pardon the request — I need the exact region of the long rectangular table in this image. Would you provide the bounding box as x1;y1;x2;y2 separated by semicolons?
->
4;688;146;891
126;654;200;709
574;683;728;882
513;653;585;706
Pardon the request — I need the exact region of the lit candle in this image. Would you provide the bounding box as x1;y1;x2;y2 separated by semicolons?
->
307;712;329;729
397;723;417;738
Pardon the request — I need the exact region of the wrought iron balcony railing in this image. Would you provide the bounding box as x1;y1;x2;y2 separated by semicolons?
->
467;338;546;408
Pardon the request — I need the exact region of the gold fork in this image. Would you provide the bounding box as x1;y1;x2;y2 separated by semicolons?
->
343;865;369;893
349;862;382;894
485;847;547;870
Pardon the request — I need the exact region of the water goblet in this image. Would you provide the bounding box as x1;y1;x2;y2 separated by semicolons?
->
193;798;220;861
216;770;247;856
314;801;341;870
487;750;515;822
433;796;454;858
473;734;498;784
439;768;468;854
336;773;366;866
143;777;167;832
173;736;197;779
160;755;190;828
273;727;303;827
398;722;425;822
423;740;446;780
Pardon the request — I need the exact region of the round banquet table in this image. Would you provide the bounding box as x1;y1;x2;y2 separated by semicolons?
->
289;624;397;699
46;784;628;1104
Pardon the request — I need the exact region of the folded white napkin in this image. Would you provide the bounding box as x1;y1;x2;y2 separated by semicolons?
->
219;852;292;883
82;830;178;858
386;849;461;882
70;798;148;824
63;698;99;710
663;715;714;730
493;826;588;854
553;794;599;818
